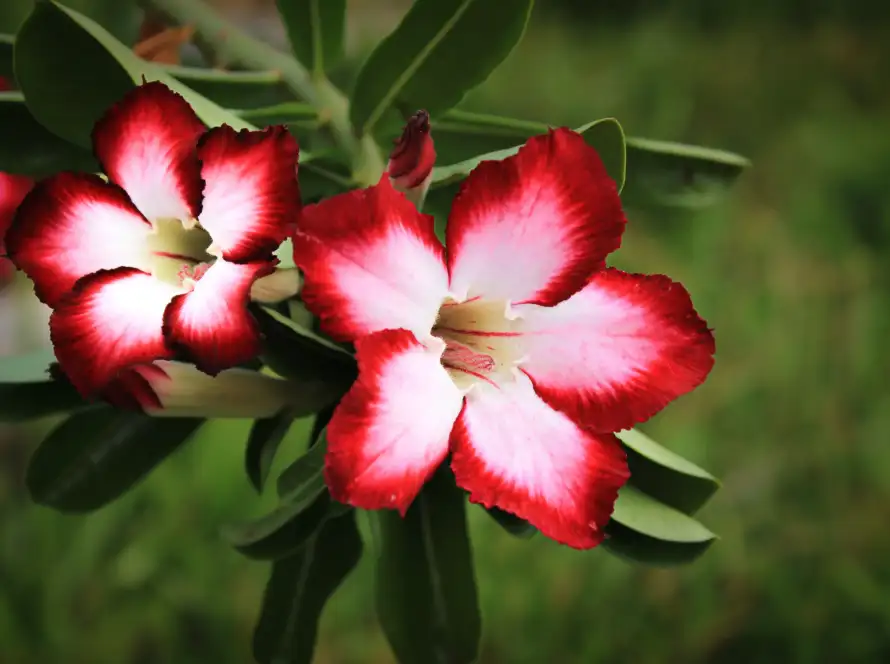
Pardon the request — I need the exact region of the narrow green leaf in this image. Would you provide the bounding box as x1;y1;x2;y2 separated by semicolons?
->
161;64;294;109
252;511;363;664
483;506;537;539
431;117;627;192
350;0;534;136
0;349;92;421
617;428;720;515
222;433;331;560
246;409;297;493
275;0;346;76
14;1;252;149
27;408;204;512
622;136;750;210
254;304;356;385
0;91;97;175
603;485;717;567
375;467;481;664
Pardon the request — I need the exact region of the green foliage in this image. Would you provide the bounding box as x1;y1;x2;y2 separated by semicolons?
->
275;0;346;76
14;0;250;148
245;410;298;493
0;0;753;662
0;91;97;175
252;511;363;664
374;467;481;664
350;0;535;136
221;430;339;560
26;409;204;512
0;349;90;422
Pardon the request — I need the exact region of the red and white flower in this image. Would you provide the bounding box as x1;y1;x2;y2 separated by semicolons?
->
293;128;715;549
0;172;34;289
5;82;301;404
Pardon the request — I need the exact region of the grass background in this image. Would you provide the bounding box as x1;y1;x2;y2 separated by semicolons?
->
2;0;890;662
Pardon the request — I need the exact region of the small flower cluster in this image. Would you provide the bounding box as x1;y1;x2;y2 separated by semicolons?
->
1;82;715;549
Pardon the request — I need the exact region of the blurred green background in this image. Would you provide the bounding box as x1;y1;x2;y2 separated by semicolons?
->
3;0;890;662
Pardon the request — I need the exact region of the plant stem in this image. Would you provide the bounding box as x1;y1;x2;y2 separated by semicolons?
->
140;0;385;186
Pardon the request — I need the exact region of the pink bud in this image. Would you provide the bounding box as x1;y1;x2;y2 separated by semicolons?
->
0;172;35;290
387;110;436;202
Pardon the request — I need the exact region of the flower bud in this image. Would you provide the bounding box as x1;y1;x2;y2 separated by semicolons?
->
117;360;342;419
250;267;302;303
387;110;436;209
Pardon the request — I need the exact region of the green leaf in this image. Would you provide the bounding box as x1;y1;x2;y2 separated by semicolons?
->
234;101;318;127
0;349;92;422
603;485;717;567
483;505;537;539
617;428;720;515
254;305;356;385
27;408;204;512
0;0;29;34
245;409;297;493
0;91;97;175
276;0;346;76
431;117;627;192
14;0;252;149
350;0;534;137
162;64;294;110
622;136;750;210
222;432;332;560
375;466;481;664
252;511;363;664
0;33;13;79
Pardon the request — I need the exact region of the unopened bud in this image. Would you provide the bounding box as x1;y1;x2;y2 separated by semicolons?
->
387;110;436;209
118;360;341;419
250;267;302;303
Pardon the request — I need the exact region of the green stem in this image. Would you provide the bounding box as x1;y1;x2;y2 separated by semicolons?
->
140;0;385;186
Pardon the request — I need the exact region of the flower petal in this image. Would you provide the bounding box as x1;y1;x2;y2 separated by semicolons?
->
293;178;449;342
197;125;300;263
4;173;153;307
50;267;177;397
450;372;629;549
163;259;273;375
446;128;626;306
518;268;716;433
92;81;205;223
325;329;463;515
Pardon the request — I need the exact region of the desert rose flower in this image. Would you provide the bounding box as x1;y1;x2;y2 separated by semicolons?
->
293;128;715;549
5;82;301;405
0;172;34;290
